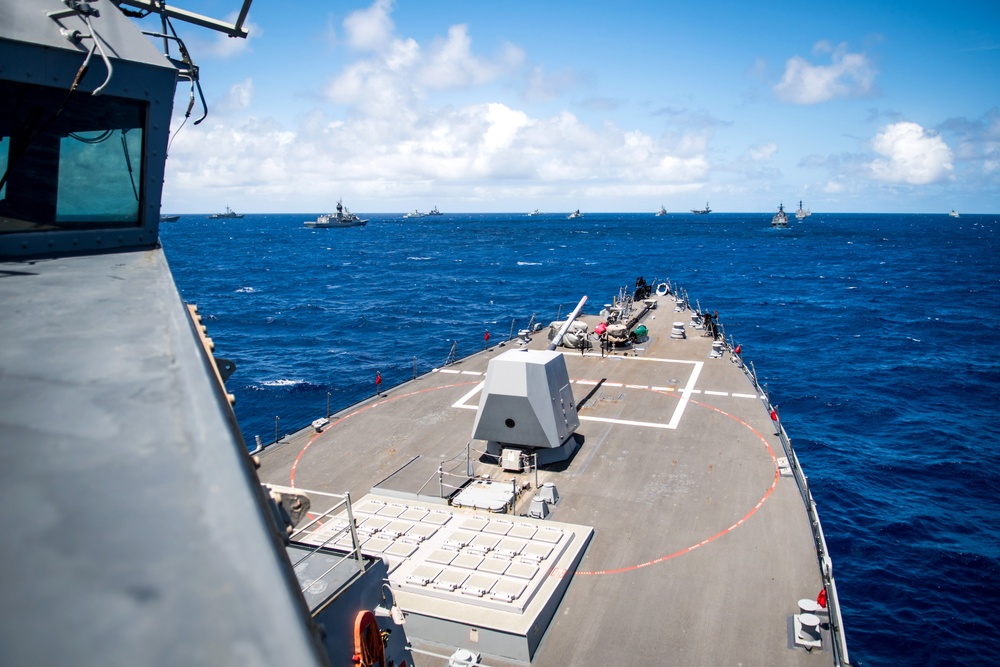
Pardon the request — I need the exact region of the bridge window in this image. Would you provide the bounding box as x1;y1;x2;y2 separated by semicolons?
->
0;80;145;234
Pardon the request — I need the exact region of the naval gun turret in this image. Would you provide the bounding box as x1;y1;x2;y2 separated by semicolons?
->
472;297;586;468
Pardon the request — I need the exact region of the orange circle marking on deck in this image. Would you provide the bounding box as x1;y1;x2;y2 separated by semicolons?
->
575;390;779;575
289;381;480;488
288;379;779;576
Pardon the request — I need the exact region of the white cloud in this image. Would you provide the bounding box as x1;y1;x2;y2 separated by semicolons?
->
774;43;875;104
747;57;767;80
942;109;1000;178
166;97;711;209
164;1;713;210
326;16;524;116
319;5;708;190
203;15;260;59
343;0;396;51
326;39;422;117
204;78;254;116
748;142;777;161
169;116;295;193
481;103;531;153
229;78;253;109
523;65;585;103
417;25;524;89
869;122;954;184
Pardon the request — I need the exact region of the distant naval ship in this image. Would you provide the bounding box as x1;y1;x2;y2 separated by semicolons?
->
0;3;849;666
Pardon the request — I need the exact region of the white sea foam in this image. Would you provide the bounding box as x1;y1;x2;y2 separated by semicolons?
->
261;379;303;387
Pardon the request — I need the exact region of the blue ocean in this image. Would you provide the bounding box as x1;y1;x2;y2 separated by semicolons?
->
161;211;999;666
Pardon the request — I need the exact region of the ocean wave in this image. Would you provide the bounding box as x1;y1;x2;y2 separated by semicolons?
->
161;212;1000;666
260;378;303;387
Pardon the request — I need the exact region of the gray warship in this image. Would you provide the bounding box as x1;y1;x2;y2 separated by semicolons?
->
0;2;848;666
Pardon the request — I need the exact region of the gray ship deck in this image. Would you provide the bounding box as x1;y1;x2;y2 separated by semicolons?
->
256;292;836;666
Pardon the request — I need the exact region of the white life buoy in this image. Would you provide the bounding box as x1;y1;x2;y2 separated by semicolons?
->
655;282;669;296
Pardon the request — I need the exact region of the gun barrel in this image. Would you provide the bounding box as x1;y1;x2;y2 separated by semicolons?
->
547;295;589;350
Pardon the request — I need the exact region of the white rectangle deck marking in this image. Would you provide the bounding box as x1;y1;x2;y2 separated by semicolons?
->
458;401;680;431
460;371;483;376
450;356;704;427
579;415;674;429
625;384;648;389
438;369;461;374
704;390;729;396
668;360;704;429
732;392;760;399
452;382;486;409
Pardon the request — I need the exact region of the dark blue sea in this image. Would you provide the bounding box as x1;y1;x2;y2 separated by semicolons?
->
161;211;1000;666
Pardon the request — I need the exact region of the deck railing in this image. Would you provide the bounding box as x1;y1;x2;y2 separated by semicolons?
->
717;318;852;667
282;489;366;593
251;279;850;667
655;281;851;666
253;280;852;665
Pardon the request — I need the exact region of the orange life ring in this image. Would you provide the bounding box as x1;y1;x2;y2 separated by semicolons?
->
353;610;386;667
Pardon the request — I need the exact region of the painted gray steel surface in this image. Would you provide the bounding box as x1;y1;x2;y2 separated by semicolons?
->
0;2;333;665
257;297;846;665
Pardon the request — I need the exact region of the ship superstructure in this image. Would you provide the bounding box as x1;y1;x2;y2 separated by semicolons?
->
0;3;848;666
0;2;406;665
256;283;851;666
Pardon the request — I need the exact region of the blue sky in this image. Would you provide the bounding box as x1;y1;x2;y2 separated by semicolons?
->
148;0;1000;213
